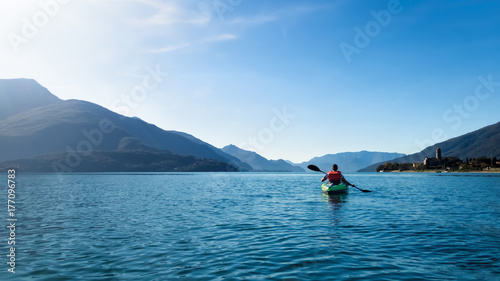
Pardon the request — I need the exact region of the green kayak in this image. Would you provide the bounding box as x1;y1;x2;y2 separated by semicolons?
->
321;182;348;194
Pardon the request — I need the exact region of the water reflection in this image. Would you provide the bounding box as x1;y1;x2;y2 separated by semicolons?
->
322;193;348;226
322;193;348;208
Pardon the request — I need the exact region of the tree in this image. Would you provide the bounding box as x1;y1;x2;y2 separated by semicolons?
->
376;165;384;172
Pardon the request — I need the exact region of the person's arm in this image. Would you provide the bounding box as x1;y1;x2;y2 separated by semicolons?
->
342;176;355;187
321;175;327;182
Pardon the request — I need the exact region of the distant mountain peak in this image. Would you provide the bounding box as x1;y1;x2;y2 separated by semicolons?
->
222;145;304;172
0;78;61;120
0;78;250;171
301;151;406;173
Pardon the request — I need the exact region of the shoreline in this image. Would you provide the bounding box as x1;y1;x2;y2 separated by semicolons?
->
383;169;500;174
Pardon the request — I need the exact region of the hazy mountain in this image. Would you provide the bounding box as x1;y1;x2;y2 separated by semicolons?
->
0;78;61;120
301;151;406;173
221;145;304;172
117;137;160;152
0;150;237;172
0;79;250;172
359;121;500;172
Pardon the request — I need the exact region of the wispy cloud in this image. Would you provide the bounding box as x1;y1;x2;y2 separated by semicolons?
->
226;3;332;26
228;14;278;26
146;43;192;54
145;33;237;54
136;1;330;55
131;0;211;26
202;33;238;43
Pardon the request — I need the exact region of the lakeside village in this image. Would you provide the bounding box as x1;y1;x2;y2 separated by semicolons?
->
377;148;500;173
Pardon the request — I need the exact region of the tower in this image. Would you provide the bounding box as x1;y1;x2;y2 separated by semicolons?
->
436;147;442;160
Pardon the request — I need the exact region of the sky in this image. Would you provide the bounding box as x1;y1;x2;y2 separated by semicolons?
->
1;0;500;163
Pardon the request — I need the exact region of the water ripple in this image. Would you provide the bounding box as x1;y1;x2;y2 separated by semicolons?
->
4;173;500;280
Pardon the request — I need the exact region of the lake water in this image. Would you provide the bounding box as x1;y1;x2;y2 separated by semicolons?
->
3;172;500;280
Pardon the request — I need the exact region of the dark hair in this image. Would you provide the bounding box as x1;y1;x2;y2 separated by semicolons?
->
332;164;338;171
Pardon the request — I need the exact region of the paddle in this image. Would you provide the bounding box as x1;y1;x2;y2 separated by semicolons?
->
307;165;371;193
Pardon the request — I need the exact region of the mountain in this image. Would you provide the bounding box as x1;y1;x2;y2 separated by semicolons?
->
0;79;251;172
221;145;304;172
300;151;406;173
0;150;237;172
359;121;500;172
0;78;61;120
117;137;160;152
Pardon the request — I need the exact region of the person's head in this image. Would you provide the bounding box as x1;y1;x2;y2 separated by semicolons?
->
332;164;338;171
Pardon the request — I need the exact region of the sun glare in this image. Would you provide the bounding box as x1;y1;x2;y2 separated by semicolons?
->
0;1;39;10
0;1;44;20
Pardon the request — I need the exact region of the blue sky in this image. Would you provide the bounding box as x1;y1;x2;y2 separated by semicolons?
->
1;0;500;162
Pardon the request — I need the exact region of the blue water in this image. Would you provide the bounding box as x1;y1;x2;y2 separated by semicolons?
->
2;172;500;280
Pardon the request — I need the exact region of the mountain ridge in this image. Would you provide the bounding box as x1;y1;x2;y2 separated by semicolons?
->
0;79;250;172
299;151;406;173
0;78;61;120
359;120;500;172
2;79;498;173
0;150;238;173
221;144;304;172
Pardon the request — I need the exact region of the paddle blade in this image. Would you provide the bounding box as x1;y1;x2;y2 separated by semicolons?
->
307;165;321;172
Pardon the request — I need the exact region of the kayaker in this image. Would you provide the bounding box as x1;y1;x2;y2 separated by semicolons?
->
321;164;355;187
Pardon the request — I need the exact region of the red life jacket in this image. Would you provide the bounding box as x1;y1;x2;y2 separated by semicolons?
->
327;171;342;184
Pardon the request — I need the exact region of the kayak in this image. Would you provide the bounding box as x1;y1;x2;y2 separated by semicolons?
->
321;182;348;194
